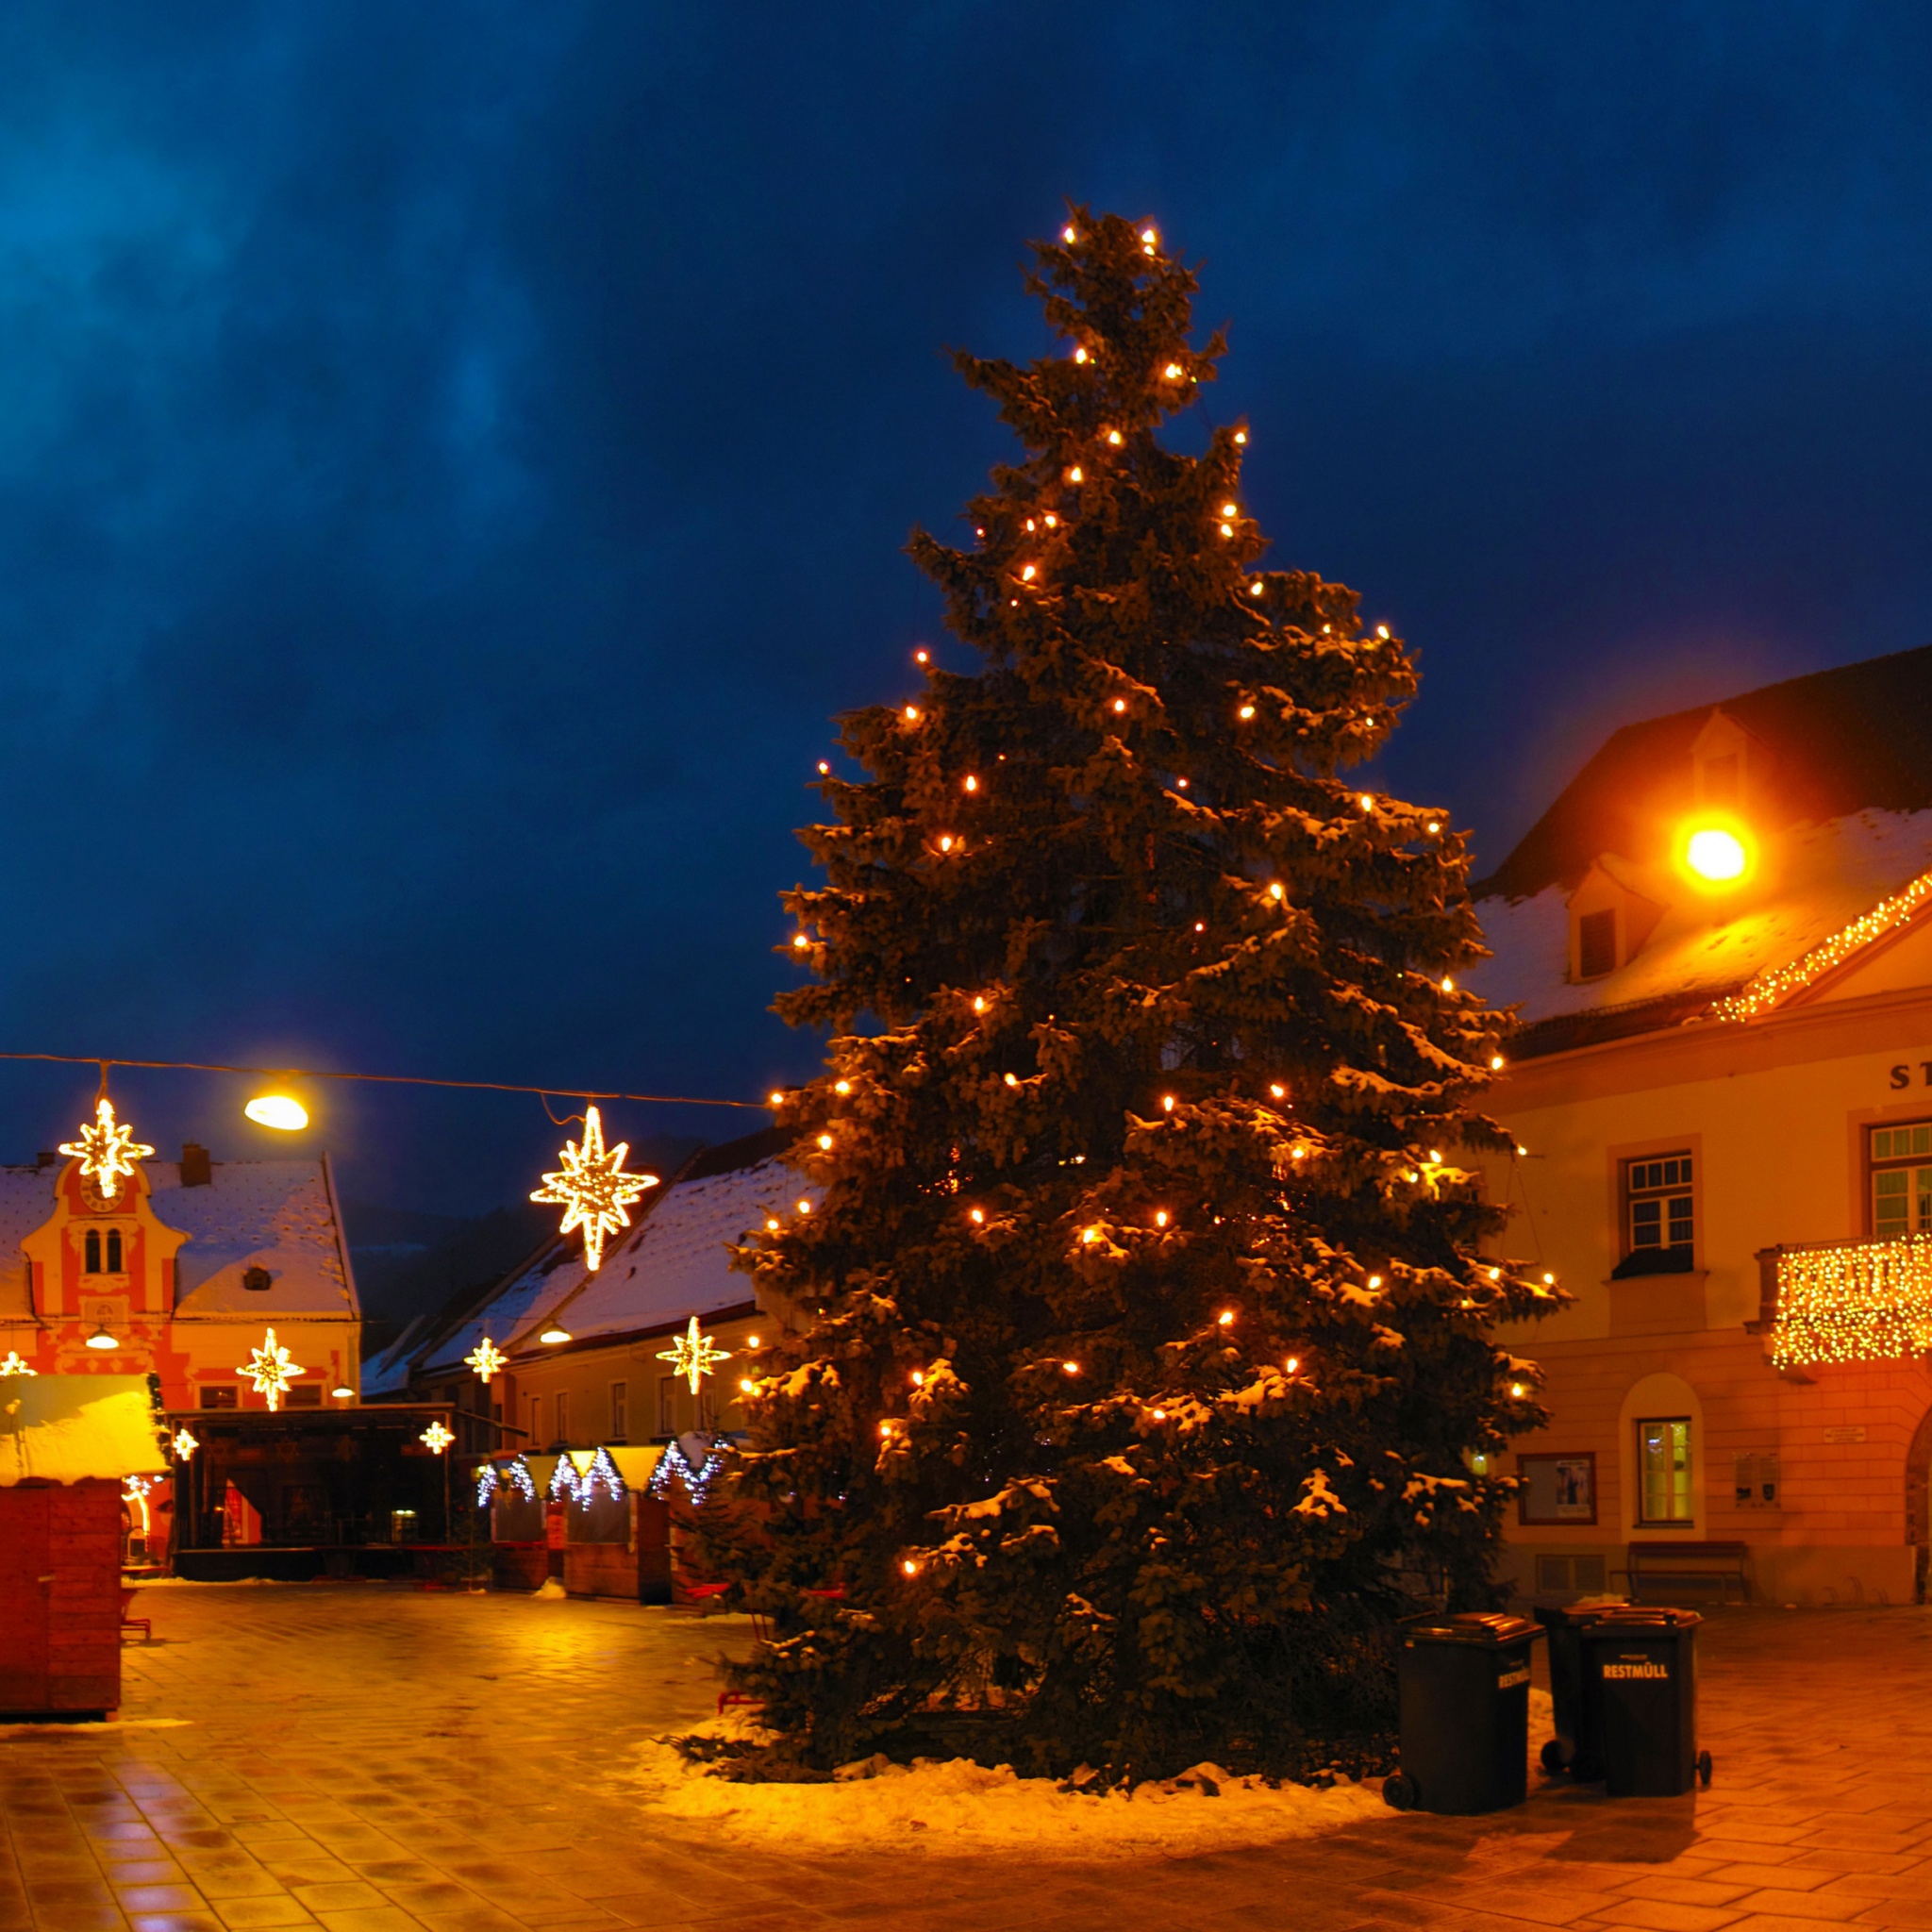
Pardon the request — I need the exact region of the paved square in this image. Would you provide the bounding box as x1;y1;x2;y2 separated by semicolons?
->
4;1585;1932;1931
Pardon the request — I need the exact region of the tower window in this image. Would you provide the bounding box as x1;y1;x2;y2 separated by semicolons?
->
106;1230;122;1273
84;1229;101;1274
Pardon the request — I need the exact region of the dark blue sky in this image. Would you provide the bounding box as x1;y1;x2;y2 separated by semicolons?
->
7;2;1932;1214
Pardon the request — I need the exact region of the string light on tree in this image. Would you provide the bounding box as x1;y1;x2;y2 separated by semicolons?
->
529;1106;659;1273
238;1328;303;1411
657;1313;731;1394
59;1098;154;1200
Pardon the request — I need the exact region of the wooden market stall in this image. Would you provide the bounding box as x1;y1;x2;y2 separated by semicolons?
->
0;1374;168;1717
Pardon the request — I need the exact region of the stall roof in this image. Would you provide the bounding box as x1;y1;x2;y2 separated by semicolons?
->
0;1374;168;1486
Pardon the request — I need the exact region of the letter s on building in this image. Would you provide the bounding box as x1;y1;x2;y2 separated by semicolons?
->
1892;1065;1911;1090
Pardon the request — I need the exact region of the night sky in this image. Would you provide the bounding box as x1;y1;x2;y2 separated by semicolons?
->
8;4;1932;1217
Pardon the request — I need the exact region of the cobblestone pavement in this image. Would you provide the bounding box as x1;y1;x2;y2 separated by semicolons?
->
4;1586;1932;1932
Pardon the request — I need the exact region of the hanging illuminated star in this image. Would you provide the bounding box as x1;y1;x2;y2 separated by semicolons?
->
529;1107;658;1272
171;1426;198;1459
465;1336;508;1383
421;1420;455;1455
0;1351;35;1375
58;1098;155;1200
657;1313;731;1395
238;1328;304;1411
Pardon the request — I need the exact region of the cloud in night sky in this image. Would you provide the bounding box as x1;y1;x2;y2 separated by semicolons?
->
4;2;1932;1210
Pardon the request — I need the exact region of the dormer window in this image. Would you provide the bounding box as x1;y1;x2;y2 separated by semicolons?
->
1691;708;1770;811
1567;858;1665;983
83;1228;124;1274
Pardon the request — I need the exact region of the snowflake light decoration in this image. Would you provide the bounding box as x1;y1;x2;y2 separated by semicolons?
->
465;1336;508;1383
171;1426;199;1459
657;1313;731;1394
0;1351;35;1376
59;1098;155;1200
529;1107;658;1272
238;1328;304;1410
421;1421;455;1455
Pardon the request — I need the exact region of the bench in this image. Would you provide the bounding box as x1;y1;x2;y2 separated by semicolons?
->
1624;1540;1749;1604
118;1586;152;1643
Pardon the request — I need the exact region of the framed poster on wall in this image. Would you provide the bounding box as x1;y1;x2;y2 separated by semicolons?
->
1517;1451;1597;1525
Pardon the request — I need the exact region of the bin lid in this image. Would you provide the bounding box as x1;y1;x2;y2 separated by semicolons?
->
1404;1609;1545;1646
1532;1597;1630;1629
1584;1606;1703;1632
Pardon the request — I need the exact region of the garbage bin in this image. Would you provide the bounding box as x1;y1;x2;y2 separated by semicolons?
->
1580;1607;1712;1797
1383;1611;1544;1814
1534;1600;1624;1778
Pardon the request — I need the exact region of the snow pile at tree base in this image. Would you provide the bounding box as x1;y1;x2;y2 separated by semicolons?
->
632;1727;1383;1857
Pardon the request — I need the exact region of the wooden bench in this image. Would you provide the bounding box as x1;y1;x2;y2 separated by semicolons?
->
1624;1540;1749;1604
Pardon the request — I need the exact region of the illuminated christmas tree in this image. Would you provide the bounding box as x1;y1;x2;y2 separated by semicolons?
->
710;208;1555;1777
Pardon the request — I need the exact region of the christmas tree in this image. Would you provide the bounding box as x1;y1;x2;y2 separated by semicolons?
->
707;208;1556;1779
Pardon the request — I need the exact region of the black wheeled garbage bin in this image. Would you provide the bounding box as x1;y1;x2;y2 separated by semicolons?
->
1383;1611;1544;1815
1581;1607;1712;1796
1534;1600;1624;1778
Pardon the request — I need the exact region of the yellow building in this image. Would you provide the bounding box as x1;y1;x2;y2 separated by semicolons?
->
1472;645;1932;1607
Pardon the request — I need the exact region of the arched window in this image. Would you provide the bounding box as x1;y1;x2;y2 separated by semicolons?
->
84;1229;101;1274
106;1230;123;1273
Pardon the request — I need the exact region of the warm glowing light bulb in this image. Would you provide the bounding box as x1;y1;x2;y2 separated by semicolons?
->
970;1208;984;1224
1062;1360;1080;1374
1107;429;1122;445
1081;1227;1099;1244
963;774;978;791
739;1377;756;1392
910;1368;923;1384
1509;1382;1525;1398
1270;1083;1286;1099
1221;502;1238;518
1219;523;1233;537
1074;346;1088;363
1239;704;1255;720
817;1133;833;1151
973;995;986;1012
86;1324;117;1351
748;1335;760;1348
1152;1407;1166;1420
1068;465;1082;482
1155;1209;1169;1227
245;1093;308;1131
1112;697;1126;713
1216;1309;1234;1325
792;934;809;949
938;835;954;852
767;1217;780;1231
902;1557;920;1575
1441;976;1455;992
1249;581;1263;596
540;1326;571;1345
819;759;830;774
1161;1094;1175;1111
1004;1072;1019;1087
331;1386;353;1401
834;1079;851;1094
1285;1356;1299;1373
1269;882;1285;900
1687;826;1749;882
769;1090;785;1107
905;705;921;722
1164;362;1182;378
1376;625;1391;639
1063;225;1076;242
1491;1055;1505;1071
1359;793;1374;810
1234;429;1247;444
797;1199;812;1215
1426;820;1441;833
1367;1274;1382;1290
1021;564;1037;581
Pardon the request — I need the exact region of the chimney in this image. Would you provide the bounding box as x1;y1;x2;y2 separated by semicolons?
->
35;1151;54;1169
180;1143;212;1188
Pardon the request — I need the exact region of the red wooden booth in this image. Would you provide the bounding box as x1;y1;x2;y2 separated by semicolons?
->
0;1374;169;1717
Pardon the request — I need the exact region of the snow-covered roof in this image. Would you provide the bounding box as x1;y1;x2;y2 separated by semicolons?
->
1473;808;1932;1027
504;1146;811;1350
1;1374;169;1486
0;1158;356;1320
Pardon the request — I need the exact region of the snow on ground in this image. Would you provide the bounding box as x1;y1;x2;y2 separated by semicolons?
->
628;1720;1384;1857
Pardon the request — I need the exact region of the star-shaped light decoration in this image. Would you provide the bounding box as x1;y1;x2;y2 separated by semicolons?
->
0;1351;35;1376
58;1097;155;1200
172;1425;199;1459
421;1420;455;1455
238;1328;304;1411
657;1313;731;1395
465;1336;508;1384
529;1106;658;1272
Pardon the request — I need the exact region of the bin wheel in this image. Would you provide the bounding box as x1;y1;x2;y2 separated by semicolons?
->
1696;1750;1712;1788
1540;1739;1570;1774
1382;1772;1419;1811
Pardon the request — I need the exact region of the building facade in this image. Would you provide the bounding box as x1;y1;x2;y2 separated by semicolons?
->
1473;645;1932;1606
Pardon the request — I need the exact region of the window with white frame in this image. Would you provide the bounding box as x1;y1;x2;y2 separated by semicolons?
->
1871;1123;1932;1238
1613;1152;1694;1277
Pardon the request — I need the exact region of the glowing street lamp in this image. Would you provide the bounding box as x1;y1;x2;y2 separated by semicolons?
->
244;1093;309;1131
